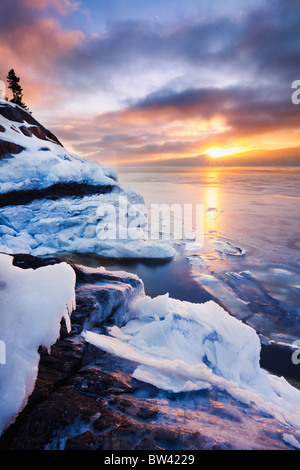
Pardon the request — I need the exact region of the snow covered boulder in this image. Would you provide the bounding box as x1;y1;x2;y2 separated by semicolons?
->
0;100;174;259
0;253;76;435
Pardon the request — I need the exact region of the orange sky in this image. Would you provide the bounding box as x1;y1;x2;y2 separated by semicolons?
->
0;0;299;167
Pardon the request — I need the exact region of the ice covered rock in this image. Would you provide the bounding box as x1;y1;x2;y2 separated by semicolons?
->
0;99;117;196
83;293;300;430
0;253;76;435
0;99;174;259
1;257;299;450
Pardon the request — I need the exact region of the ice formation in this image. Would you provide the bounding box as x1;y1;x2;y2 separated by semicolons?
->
0;100;118;194
0;254;76;435
0;193;174;259
0;99;174;259
1;99;300;445
83;293;300;430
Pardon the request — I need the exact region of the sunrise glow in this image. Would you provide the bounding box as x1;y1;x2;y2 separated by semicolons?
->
204;146;247;159
0;0;299;167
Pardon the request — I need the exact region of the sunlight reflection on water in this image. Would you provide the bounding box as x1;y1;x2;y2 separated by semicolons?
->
112;167;300;346
116;167;300;266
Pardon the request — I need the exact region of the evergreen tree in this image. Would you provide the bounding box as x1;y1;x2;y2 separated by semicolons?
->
6;69;29;111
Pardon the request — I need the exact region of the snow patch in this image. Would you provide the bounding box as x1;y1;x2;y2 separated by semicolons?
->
0;254;76;435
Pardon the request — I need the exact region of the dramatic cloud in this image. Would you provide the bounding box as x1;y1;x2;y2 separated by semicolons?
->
0;0;84;103
0;0;299;166
49;83;299;166
53;0;300;97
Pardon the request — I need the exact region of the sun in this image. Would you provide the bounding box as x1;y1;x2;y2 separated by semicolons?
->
204;145;252;159
204;146;237;158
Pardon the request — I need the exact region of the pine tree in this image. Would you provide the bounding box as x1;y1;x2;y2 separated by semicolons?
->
6;69;29;111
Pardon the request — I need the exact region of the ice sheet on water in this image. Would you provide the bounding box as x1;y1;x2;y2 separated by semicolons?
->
181;236;300;344
213;240;246;257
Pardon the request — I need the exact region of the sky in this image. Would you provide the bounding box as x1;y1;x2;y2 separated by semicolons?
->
0;0;299;167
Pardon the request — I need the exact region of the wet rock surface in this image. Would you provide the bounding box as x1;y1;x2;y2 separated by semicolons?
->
0;254;298;451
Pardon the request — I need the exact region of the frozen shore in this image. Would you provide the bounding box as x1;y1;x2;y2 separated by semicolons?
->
0;99;174;260
0;253;300;450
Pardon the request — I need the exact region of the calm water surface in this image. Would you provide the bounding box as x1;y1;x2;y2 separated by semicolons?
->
117;166;300;267
67;168;300;347
60;167;300;446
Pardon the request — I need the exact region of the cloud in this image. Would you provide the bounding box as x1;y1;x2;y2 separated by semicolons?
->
53;0;300;95
24;0;80;15
2;0;299;107
0;0;299;167
237;0;300;83
0;0;85;104
48;80;299;167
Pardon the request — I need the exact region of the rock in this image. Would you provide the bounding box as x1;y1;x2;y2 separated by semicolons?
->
0;254;297;451
0;139;24;159
11;253;63;270
0;103;63;146
18;125;32;137
0;181;116;208
0;100;174;260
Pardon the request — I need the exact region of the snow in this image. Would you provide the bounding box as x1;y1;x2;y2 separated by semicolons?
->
282;433;300;449
0;100;118;193
0;194;175;259
1;99;300;440
83;293;300;430
0;254;76;435
0;100;175;259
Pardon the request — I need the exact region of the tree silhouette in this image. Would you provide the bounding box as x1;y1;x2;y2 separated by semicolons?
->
6;69;29;111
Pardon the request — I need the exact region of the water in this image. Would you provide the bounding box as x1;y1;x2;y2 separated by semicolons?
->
117;167;300;380
66;167;300;383
61;167;300;447
117;166;300;267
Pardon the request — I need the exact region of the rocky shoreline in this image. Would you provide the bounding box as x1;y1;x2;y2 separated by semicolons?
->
0;100;299;451
0;254;298;451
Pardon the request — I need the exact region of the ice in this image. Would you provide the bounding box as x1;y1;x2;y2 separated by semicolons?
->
213;240;246;257
0;254;76;435
83;293;300;430
0;101;117;194
0;194;175;259
282;433;300;449
0;100;175;259
190;272;251;320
